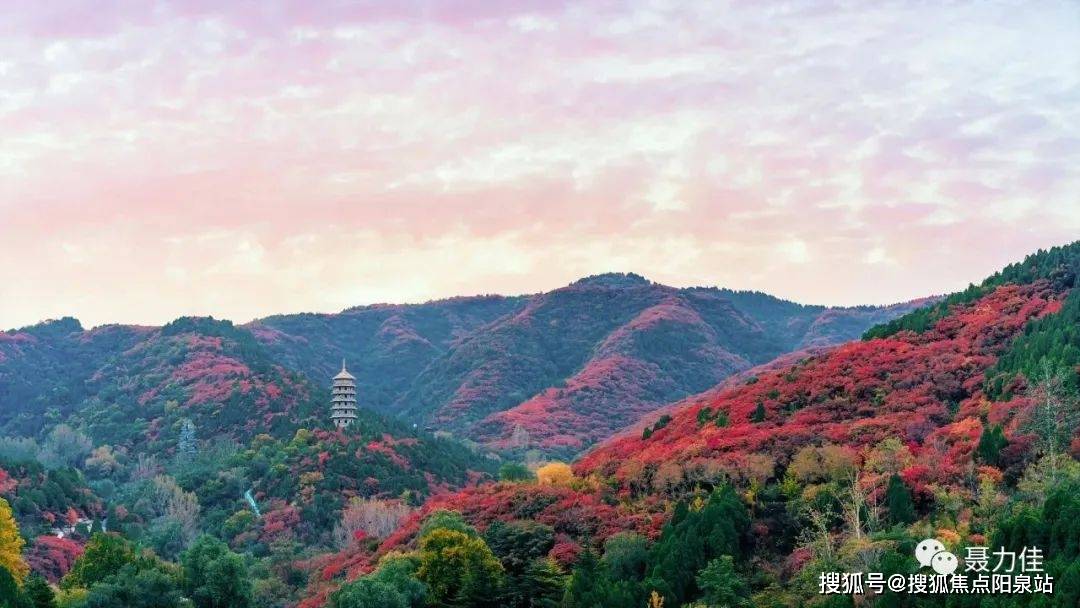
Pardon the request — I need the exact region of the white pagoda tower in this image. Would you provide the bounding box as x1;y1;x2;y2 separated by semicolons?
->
330;360;359;428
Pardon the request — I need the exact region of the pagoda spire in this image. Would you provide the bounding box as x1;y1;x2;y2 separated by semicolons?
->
330;360;358;428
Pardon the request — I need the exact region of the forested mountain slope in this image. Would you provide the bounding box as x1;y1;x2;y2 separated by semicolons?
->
303;242;1080;608
0;273;926;606
0;316;498;606
2;276;915;461
401;275;922;457
248;296;526;413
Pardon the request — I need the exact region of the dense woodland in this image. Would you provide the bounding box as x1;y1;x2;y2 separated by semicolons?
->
298;243;1080;608
0;277;914;465
1;243;1079;607
253;275;922;458
0;315;498;606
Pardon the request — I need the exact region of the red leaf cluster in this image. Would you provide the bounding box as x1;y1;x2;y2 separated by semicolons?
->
0;468;15;494
24;536;84;582
577;283;1062;488
260;501;301;544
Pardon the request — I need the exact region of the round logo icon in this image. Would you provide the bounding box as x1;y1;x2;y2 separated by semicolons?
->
931;551;959;575
915;538;946;568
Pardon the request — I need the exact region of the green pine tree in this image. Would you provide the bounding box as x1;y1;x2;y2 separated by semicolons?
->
329;578;408;608
562;549;605;608
22;576;56;608
750;402;766;423
976;424;1008;467
696;408;713;427
696;556;749;608
516;558;564;608
181;535;254;608
715;411;730;427
0;566;31;608
885;474;916;525
645;485;748;606
498;463;535;483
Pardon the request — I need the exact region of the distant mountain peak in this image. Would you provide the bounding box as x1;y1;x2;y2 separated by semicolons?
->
570;272;652;289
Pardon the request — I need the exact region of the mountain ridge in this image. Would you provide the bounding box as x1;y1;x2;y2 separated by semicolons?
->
298;241;1080;608
2;275;924;458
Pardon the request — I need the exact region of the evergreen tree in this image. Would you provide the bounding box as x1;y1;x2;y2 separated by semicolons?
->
644;485;748;606
562;548;641;608
484;521;558;608
181;535;253;608
696;408;713;427
498;463;535;483
330;578;408;608
484;521;555;573
885;474;916;525
516;558;564;608
750;402;766;423
990;479;1080;607
696;556;749;608
561;549;605;608
715;411;730;428
600;533;648;583
22;576;56;608
83;565;184;608
986;288;1080;399
976;424;1008;467
1058;560;1080;608
0;566;31;608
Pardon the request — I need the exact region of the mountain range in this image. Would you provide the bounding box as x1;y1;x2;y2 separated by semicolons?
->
2;274;923;459
298;242;1080;608
2;244;1079;608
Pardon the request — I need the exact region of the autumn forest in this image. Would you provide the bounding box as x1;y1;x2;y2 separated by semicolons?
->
0;242;1077;608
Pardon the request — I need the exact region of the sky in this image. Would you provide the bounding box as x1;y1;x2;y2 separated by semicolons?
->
1;1;1079;329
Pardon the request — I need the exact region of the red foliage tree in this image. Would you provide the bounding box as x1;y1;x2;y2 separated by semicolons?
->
24;536;84;582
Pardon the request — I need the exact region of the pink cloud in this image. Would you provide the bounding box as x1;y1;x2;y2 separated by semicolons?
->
1;1;1079;329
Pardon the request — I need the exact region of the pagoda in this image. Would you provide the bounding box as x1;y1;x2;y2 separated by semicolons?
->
330;360;359;428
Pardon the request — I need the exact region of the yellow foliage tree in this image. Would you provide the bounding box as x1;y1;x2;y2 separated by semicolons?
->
0;497;28;584
536;462;574;486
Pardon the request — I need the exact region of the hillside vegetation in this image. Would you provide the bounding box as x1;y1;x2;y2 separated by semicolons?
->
0;317;497;607
253;274;922;458
2;259;1059;608
301;242;1080;608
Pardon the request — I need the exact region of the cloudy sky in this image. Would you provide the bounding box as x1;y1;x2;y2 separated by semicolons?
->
2;1;1078;329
